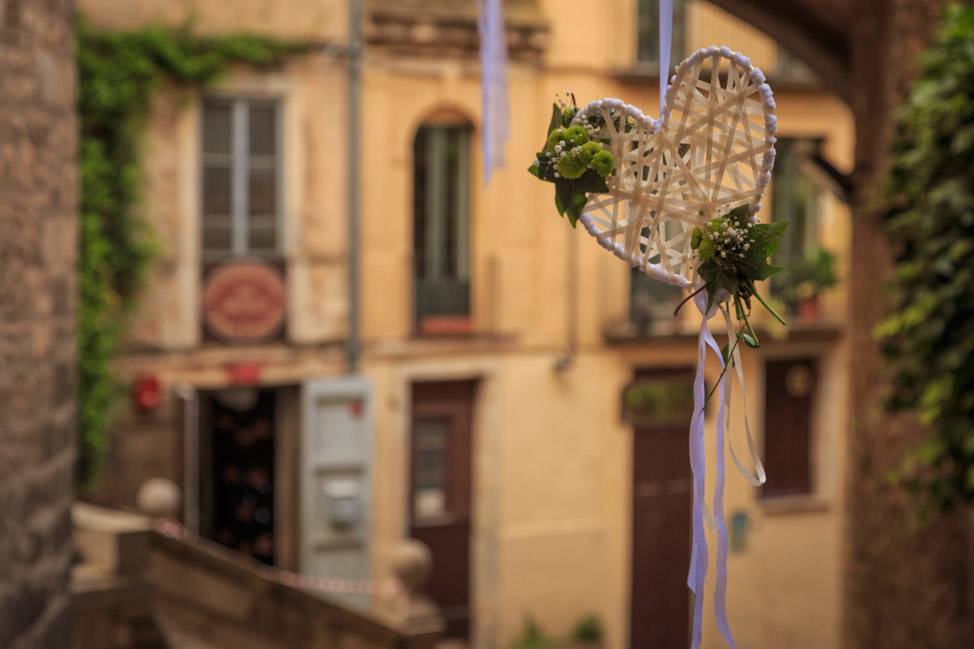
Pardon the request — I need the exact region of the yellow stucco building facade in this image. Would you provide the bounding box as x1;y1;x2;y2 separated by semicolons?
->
82;1;854;648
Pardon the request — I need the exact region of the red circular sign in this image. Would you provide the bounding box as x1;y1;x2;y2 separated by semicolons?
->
203;262;285;342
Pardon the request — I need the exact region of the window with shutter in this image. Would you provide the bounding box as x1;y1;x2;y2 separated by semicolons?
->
201;98;281;262
413;122;472;334
762;357;817;498
770;138;825;311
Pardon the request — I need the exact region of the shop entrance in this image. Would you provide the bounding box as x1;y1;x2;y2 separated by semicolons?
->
199;388;277;565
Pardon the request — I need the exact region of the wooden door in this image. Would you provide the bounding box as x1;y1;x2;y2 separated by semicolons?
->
629;371;693;649
409;381;475;640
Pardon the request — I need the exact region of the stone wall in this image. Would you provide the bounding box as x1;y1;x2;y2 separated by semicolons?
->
0;1;77;648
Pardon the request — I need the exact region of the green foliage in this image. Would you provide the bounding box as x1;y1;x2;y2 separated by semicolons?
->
528;101;614;226
774;247;838;304
877;4;974;509
623;379;693;424
77;19;300;485
511;615;557;649
571;614;604;644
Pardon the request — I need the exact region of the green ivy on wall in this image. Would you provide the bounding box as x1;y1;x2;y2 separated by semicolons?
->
78;20;302;485
877;5;974;510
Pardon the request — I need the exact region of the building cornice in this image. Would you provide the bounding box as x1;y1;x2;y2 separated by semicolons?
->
365;0;548;60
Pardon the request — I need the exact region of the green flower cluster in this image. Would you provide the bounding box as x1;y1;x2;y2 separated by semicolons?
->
528;99;616;226
546;125;616;180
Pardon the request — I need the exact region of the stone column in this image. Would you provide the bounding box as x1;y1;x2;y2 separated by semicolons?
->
845;2;973;648
0;1;78;648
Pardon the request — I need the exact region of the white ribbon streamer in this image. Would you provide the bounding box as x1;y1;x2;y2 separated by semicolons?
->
720;305;768;486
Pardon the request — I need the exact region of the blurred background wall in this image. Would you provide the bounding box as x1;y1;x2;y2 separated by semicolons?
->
0;1;77;647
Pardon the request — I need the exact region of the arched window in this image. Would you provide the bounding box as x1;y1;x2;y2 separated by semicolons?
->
412;117;473;334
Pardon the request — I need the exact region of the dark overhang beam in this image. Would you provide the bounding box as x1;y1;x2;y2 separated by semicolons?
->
707;0;852;104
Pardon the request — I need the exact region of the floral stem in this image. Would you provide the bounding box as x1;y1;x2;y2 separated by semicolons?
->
704;328;743;408
753;288;787;326
673;285;706;318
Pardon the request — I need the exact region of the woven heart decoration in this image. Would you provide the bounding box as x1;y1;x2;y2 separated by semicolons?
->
528;45;782;649
573;46;777;290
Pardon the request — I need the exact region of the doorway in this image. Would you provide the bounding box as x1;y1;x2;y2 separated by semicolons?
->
409;380;476;640
200;388;277;565
628;369;694;649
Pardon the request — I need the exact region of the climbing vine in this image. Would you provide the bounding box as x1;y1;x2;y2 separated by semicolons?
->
877;5;974;509
78;20;301;485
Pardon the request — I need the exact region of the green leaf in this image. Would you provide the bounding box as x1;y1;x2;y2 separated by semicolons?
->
563;190;587;226
762;220;789;236
727;204;751;222
753;221;789;257
698;261;738;311
573;170;609;194
528;162;540;178
547;103;562;135
755;262;784;280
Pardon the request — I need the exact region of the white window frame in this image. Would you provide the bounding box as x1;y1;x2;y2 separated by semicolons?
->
200;96;284;262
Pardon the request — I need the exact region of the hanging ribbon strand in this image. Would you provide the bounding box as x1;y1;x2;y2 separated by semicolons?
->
659;0;673;114
477;0;510;183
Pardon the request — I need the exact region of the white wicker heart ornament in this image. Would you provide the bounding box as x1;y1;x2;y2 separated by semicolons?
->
573;46;777;290
529;46;783;649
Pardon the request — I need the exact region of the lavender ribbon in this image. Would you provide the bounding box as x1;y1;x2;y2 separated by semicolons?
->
689;294;739;649
687;310;712;649
659;0;673;113
477;0;510;183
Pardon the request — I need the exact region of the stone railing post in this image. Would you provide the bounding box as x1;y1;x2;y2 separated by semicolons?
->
136;478;181;520
382;539;444;648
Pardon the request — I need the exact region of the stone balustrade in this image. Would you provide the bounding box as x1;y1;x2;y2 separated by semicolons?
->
72;502;443;649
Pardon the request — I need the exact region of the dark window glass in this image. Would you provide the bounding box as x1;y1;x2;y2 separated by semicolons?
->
248;167;277;217
413;124;472;329
203;101;232;155
770;138;823;309
630;222;683;331
637;0;687;66
248;103;277;156
412;417;450;520
772;139;819;261
202;218;233;253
